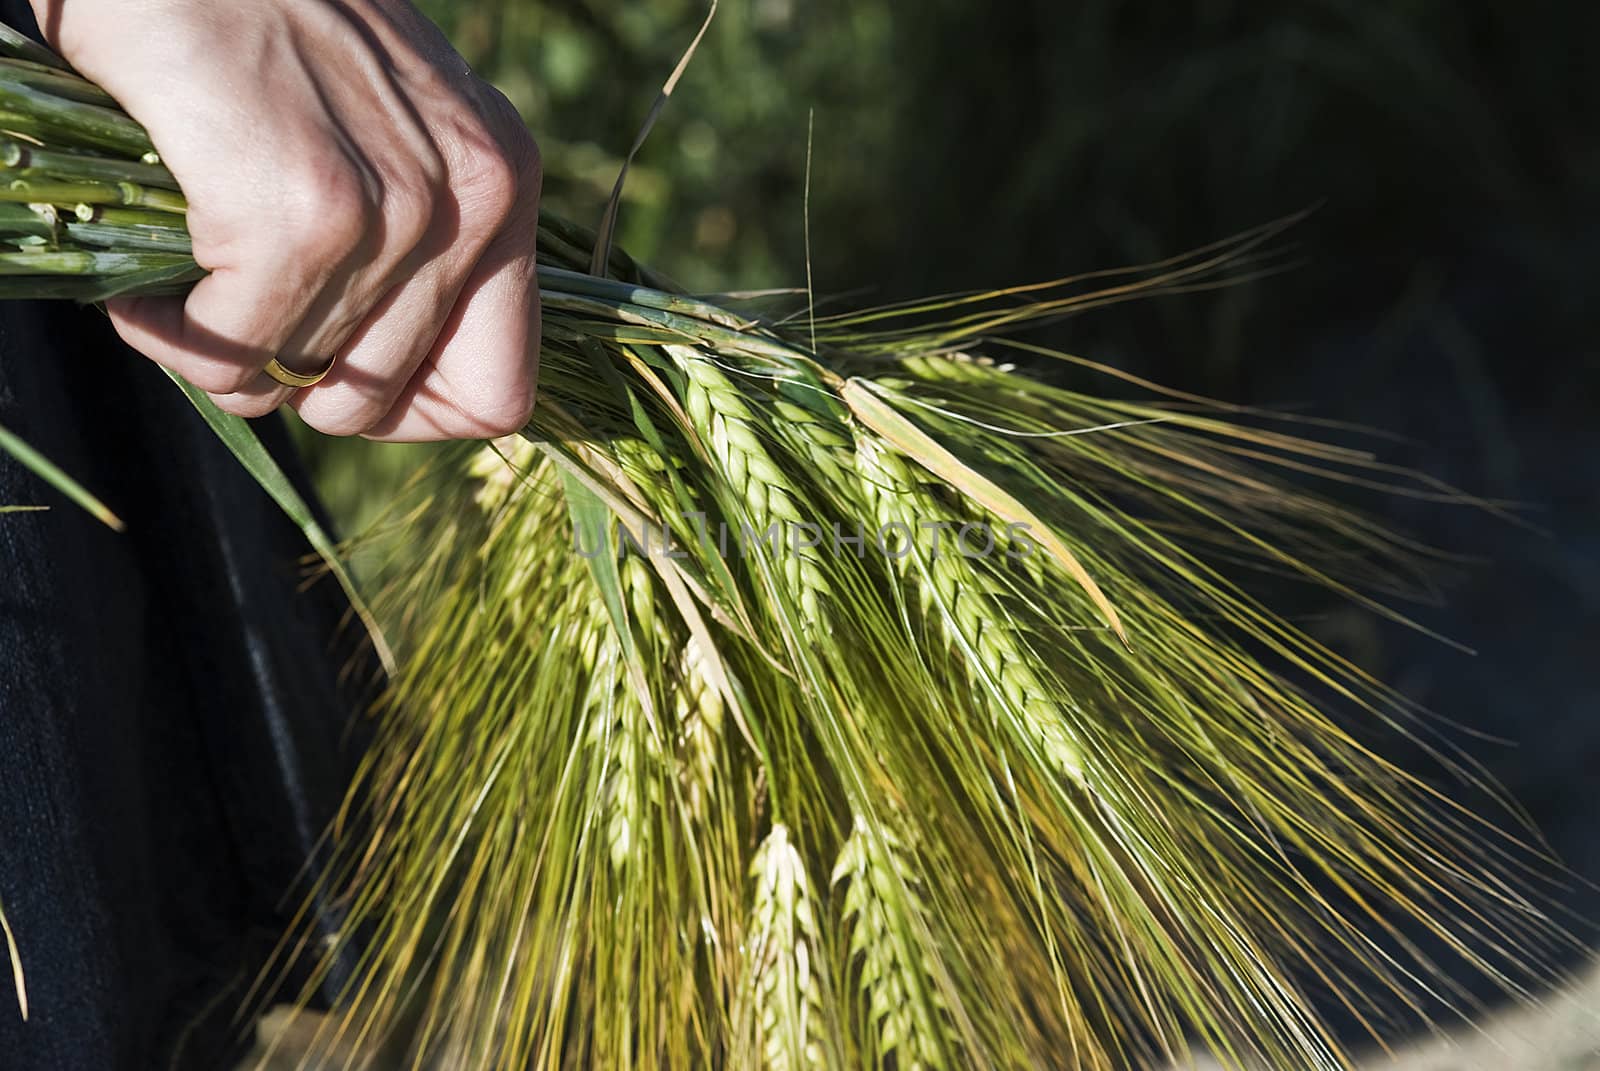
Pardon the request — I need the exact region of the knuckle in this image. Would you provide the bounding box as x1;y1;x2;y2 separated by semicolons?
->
314;164;374;219
493;109;542;199
513;128;542;188
451;128;522;230
464;154;520;229
381;163;444;252
480;82;534;153
279;163;376;253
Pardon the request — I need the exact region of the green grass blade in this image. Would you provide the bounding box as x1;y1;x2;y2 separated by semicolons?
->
559;466;631;659
589;0;717;275
75;258;204;301
0;418;123;529
163;372;395;676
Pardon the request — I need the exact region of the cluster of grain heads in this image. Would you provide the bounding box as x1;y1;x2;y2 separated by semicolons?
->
0;19;1570;1071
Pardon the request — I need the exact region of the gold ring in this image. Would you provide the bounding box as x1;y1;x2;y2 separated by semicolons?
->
263;354;337;389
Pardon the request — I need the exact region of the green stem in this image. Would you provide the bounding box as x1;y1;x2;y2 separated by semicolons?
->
0;177;185;213
0;139;179;189
0;82;154;157
80;205;187;228
117;183;184;213
0;24;66;71
0;56;116;107
0;249;192;275
64;220;191;253
0;200;55;239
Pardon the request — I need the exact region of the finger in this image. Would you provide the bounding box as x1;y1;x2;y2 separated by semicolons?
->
218;168;441;420
288;254;462;435
292;157;514;436
358;222;540;443
297;111;535;438
105;258;340;399
105;169;380;416
112;131;452;418
213;223;443;425
270;156;442;378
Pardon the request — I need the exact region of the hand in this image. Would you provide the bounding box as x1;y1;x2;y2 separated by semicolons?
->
31;0;542;441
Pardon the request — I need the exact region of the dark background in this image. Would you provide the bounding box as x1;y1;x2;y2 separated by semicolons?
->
339;0;1597;1027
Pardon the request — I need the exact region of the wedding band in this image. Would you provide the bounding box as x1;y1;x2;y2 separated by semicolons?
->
263;354;337;389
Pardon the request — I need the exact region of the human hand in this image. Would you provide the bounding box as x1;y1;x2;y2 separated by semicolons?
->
31;0;542;440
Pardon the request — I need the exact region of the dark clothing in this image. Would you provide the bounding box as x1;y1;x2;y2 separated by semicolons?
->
0;297;374;1060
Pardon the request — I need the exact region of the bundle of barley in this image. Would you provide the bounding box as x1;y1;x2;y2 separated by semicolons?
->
0;22;1564;1071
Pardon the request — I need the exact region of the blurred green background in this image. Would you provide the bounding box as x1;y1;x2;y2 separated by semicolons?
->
298;0;1598;1031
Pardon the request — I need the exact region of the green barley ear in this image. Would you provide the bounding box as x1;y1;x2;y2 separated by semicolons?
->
674;634;726;824
853;434;1087;781
0;23;1572;1071
742;825;835;1071
833;818;955;1071
667;343;833;622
